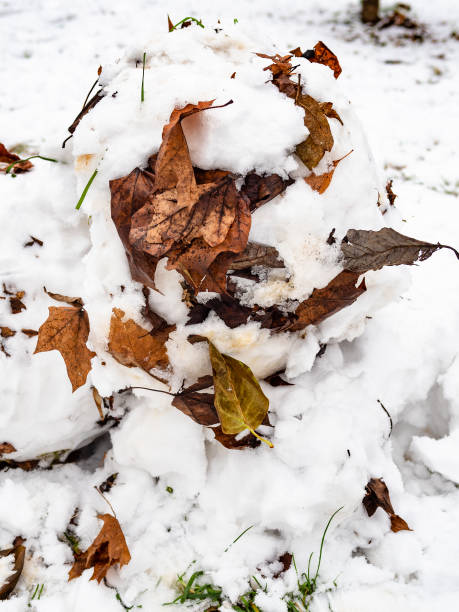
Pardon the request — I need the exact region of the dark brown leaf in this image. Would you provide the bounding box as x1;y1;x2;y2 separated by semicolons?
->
68;514;130;582
108;307;174;374
9;292;26;314
273;552;293;578
21;328;38;337
211;425;261;449
386;180;397;206
24;236;43;247
0;537;26;600
241;172;293;212
305;41;342;78
289;270;366;332
34;304;95;392
172;391;218;426
264;370;293;387
0;143;33;173
110;167;160;290
342;228;459;273
319;102;343;125
363;478;411;533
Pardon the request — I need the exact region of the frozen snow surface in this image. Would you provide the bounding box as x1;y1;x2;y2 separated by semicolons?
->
1;0;459;610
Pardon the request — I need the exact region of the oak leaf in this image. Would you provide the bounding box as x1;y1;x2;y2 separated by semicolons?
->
68;514;130;582
363;478;411;533
108;307;174;374
304;41;342;78
0;537;26;600
341;228;459;273
289;270;366;332
34;302;95;392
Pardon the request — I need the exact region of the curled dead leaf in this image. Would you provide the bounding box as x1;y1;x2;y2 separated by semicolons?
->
0;442;16;456
0;537;26;600
0;143;33;173
304;41;342;78
68;514;130;582
305;150;352;194
363;478;411;533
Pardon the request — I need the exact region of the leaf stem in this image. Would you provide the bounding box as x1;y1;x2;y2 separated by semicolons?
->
5;155;58;174
248;427;273;448
118;386;176;397
141;52;146;102
75;169;98;210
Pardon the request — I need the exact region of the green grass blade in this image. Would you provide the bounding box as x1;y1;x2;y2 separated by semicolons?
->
75;169;98;210
141;52;146;102
5;155;58;174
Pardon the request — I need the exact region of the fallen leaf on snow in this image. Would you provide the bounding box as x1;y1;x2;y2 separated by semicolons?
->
108;307;175;375
363;478;411;533
68;514;130;582
34;302;95;392
342;227;459;273
0;537;26;600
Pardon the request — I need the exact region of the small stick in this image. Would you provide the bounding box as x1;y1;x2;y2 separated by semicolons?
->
377;399;393;437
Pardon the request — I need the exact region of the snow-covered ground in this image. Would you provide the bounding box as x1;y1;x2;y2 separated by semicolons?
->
1;1;459;610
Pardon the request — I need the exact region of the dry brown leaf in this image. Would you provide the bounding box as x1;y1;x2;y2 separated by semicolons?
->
386;179;397;206
108;307;174;374
229;243;284;270
289;270;366;332
241;172;293;212
0;537;26;600
211;425;261;449
21;328;38;337
304;41;342;78
0;442;16;456
0;143;33;173
319;101;343;125
342;228;459;273
9;292;26;315
363;478;411;533
0;327;15;338
305;150;352;194
110;167;160;289
34;304;95;392
167;14;174;31
44;288;83;307
68;514;130;583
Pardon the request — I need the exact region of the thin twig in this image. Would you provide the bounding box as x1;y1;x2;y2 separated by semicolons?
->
377;399;393;437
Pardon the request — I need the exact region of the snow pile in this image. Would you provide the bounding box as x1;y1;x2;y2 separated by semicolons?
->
2;14;458;612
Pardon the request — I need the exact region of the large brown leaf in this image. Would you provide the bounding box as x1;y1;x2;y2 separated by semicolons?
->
108;307;174;374
34;304;95;392
342;228;459;273
68;514;130;583
363;478;411;533
110;167;159;288
289;270;366;332
0;537;26;600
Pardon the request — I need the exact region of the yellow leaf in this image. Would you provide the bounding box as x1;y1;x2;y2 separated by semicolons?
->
206;340;272;447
